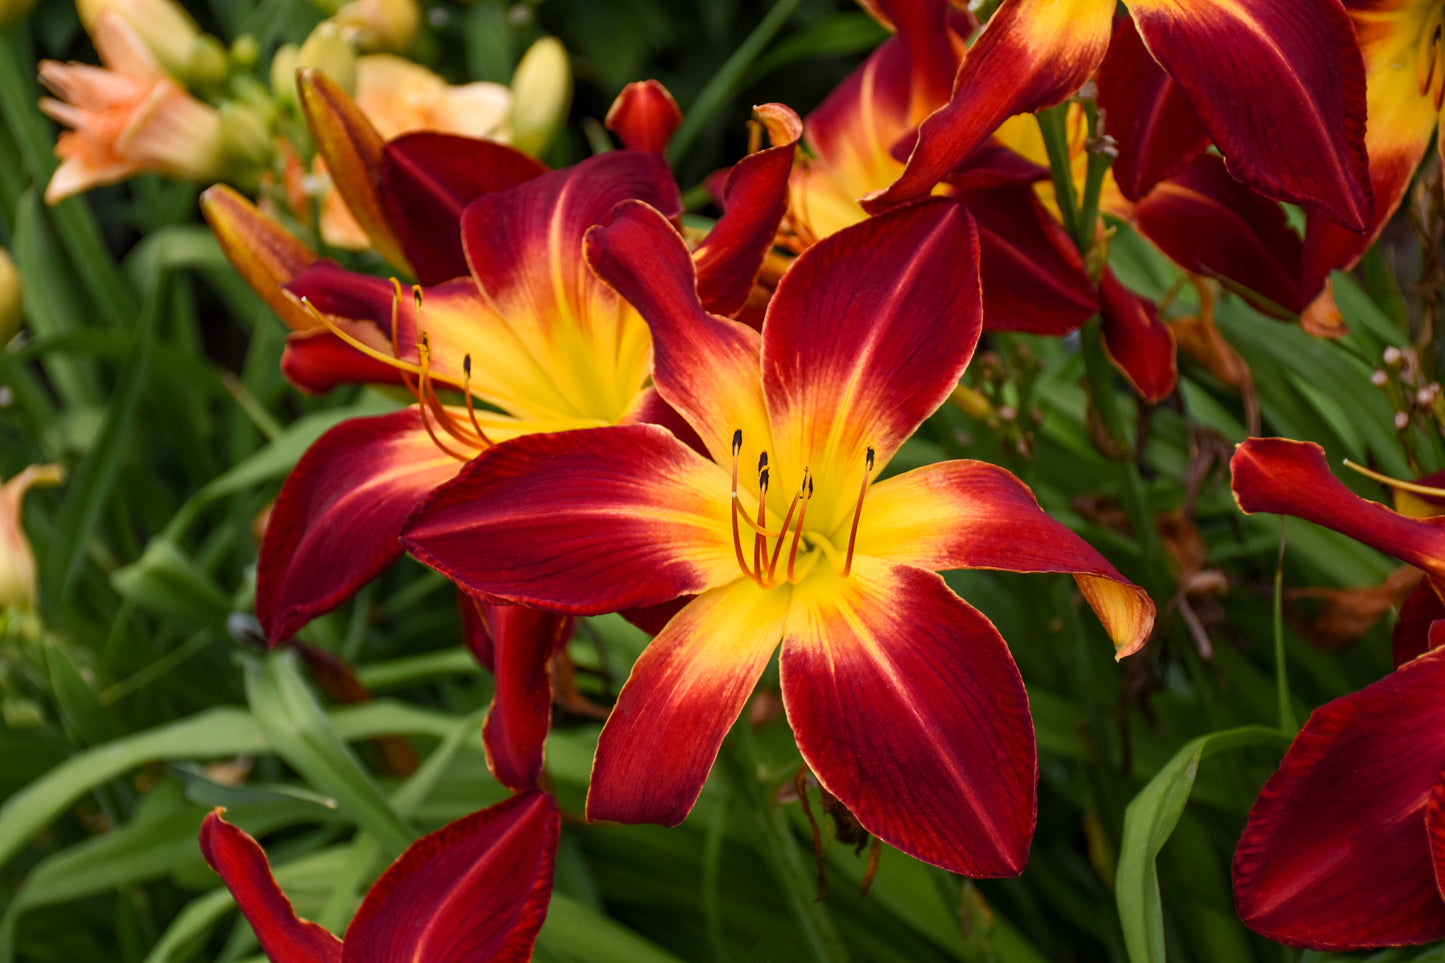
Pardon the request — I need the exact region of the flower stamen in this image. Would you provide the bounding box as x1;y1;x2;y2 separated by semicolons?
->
754;454;770;577
787;474;814;582
460;354;493;447
768;470;811;581
842;446;874;577
730;430;762;585
1342;459;1445;500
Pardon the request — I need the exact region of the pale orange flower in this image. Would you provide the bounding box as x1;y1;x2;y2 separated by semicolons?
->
38;10;226;203
0;465;63;611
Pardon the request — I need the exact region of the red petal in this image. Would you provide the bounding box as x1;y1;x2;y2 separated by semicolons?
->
1098;268;1178;403
1126;0;1371;231
605;80;682;155
693;104;802;318
1430;778;1445;908
862;0;1114;212
280;329;409;394
479;603;574;792
460;590;494;670
1394;580;1445;669
1133;154;1304;316
587;580;788;825
781;561;1035;876
199;811;344;963
860;459;1155;657
1095;13;1209;201
764;198;981;528
401;424;736;614
1302;0;1440;292
257;409;463;643
1230;438;1445;582
460;151;680;423
584;200;770;468
1234;648;1445;948
957;183;1097;336
381;132;546;284
344;792;559;963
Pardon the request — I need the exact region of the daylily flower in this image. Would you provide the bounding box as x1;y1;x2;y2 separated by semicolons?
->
200;792;559;962
402;198;1154;875
38;11;230;203
0;464;64;611
863;0;1372;237
1230;437;1445;947
1300;0;1445;305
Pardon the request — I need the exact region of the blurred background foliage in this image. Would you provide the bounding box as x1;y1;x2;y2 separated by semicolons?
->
0;1;1442;961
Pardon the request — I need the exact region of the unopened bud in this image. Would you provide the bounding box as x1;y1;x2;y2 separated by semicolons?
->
1395;411;1411;431
0;247;20;345
328;0;420;53
217;102;274;171
1384;345;1402;365
0;465;64;611
510;36;571;156
76;0;224;84
1370;369;1388;387
297;22;358;98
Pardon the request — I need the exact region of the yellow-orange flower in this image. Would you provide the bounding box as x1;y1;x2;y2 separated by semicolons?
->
0;465;63;611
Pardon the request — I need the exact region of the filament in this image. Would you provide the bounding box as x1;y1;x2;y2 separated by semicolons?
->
787;475;813;582
842;446;874;577
1342;459;1445;500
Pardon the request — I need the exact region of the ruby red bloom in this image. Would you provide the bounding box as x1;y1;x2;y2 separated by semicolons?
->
200;792;559;963
864;0;1371;235
1230;437;1445;947
402;197;1154;876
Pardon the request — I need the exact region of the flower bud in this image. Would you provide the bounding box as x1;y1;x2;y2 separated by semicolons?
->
509;36;571;156
0;465;63;611
75;0;225;84
297;22;358;99
0;247;21;346
328;0;420;53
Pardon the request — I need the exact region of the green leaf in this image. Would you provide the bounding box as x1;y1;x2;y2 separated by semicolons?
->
111;537;233;629
537;893;687;963
242;651;414;856
1116;725;1289;963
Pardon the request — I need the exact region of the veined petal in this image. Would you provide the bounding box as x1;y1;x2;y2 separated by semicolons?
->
1430;778;1445;910
858;459;1155;657
402;424;736;613
1127;0;1371;231
343;792;559;963
862;0;1114;212
605;80;683;155
381;132;546;284
200;186;320;333
1234;648;1445;949
461;151;680;424
805;0;963;203
781;559;1035;876
1395;580;1445;668
480;603;574;792
587;580;787;825
257;409;463;644
1231;438;1445;582
298;69;412;273
693;104;802;318
1303;0;1440;292
280;329;410;395
1133;154;1304;316
1095;13;1210;201
764;198;981;531
199;811;344;963
956;183;1098;336
1098;269;1178;404
585;200;771;470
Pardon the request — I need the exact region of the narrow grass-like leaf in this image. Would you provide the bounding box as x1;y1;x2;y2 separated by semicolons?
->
241;650;414;856
1116;725;1289;963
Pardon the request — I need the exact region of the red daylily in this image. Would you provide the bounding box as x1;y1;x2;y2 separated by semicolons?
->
402;198;1155;876
785;0;1176;400
864;0;1372;237
1230;437;1445;947
200;792;559;962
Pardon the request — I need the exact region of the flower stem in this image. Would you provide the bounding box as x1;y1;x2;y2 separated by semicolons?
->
719;725;850;963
